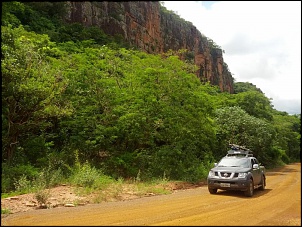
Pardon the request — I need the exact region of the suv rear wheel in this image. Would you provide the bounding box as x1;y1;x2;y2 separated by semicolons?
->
244;179;254;197
259;176;266;191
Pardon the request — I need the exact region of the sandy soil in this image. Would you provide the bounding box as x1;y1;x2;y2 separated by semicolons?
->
1;180;202;216
1;163;301;226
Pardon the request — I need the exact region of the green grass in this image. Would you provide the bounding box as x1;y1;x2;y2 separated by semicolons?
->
1;191;26;199
1;208;11;214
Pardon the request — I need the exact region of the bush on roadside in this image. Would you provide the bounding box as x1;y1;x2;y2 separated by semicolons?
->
1;163;39;193
70;161;102;188
34;189;51;207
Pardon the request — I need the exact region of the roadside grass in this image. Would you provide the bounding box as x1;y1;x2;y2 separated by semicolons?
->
1;208;11;214
1;160;204;206
73;177;174;203
1;191;25;199
1;174;186;206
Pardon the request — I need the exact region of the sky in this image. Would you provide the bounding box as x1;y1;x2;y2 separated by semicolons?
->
161;1;301;115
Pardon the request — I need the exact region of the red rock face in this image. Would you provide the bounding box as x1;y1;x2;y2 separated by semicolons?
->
65;1;234;93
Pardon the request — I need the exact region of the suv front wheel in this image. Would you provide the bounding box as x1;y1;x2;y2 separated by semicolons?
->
208;188;217;194
244;179;254;197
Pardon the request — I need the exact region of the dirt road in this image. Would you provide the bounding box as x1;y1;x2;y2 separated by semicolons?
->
2;163;301;226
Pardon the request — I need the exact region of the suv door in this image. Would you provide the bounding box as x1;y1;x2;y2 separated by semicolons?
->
251;158;261;184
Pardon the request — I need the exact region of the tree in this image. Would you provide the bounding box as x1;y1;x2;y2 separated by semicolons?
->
234;91;274;121
233;81;263;94
1;2;24;27
214;106;275;164
273;113;301;162
1;25;72;164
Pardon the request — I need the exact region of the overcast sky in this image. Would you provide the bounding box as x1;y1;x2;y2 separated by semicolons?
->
161;1;301;115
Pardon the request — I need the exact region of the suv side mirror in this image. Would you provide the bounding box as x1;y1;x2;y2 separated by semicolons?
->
253;164;259;169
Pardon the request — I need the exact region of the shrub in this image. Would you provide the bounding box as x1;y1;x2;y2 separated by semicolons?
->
13;175;32;193
35;189;51;207
1;163;39;193
1;208;11;214
33;166;64;189
71;161;102;188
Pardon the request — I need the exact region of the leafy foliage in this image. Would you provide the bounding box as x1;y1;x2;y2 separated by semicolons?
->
1;2;24;27
234;82;264;94
1;1;300;193
272;113;301;163
214;106;276;164
71;161;102;188
1;25;72;166
234;90;274;121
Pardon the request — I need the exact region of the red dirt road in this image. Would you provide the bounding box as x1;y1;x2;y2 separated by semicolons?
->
2;163;301;226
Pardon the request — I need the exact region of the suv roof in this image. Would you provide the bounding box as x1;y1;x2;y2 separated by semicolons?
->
227;144;253;157
227;150;253;157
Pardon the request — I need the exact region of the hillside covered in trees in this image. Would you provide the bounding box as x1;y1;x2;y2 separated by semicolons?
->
1;2;300;194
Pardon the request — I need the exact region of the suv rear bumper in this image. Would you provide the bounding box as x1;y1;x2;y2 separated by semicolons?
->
207;178;249;191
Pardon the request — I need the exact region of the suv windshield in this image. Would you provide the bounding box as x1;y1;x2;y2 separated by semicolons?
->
217;158;250;168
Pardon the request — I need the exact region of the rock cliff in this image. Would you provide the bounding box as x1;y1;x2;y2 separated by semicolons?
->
65;1;234;93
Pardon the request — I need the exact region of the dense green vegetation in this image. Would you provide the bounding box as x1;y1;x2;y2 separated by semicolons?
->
1;2;300;195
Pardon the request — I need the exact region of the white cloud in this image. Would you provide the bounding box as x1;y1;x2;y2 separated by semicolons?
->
162;1;301;114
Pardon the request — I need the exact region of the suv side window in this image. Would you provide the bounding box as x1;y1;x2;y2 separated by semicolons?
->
251;159;254;167
251;158;259;168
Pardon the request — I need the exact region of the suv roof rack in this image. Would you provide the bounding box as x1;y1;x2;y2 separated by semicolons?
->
229;144;250;151
227;144;253;157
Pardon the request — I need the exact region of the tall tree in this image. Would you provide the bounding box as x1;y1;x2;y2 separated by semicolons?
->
214;106;275;164
234;91;274;121
1;25;72;164
273;113;301;162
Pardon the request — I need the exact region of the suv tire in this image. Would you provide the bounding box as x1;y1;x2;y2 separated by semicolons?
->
244;179;254;197
208;188;217;194
259;176;266;191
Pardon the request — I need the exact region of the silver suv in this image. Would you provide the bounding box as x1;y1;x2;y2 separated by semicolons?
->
207;145;266;197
